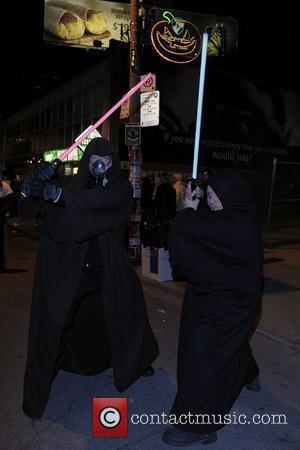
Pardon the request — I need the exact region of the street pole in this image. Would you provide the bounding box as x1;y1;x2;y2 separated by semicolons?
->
128;0;143;264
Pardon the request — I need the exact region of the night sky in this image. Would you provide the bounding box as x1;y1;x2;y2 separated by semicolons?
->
2;0;300;118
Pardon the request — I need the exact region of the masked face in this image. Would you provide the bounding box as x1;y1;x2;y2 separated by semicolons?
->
89;154;112;178
206;185;223;211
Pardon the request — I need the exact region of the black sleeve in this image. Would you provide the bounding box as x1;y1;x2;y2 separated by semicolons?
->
62;179;133;242
18;197;45;221
63;178;132;211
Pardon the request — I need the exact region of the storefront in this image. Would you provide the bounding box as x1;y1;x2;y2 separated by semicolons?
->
43;148;82;176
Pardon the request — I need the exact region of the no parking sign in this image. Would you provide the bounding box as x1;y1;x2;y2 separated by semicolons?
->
140;74;156;92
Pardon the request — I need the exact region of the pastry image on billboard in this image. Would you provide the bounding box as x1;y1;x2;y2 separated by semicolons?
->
47;1;109;35
44;0;130;48
44;4;85;39
44;0;111;44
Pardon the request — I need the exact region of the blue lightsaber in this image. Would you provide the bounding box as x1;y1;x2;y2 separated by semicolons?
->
192;32;209;180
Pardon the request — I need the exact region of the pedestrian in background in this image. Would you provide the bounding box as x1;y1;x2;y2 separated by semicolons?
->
172;172;186;211
0;180;15;272
153;172;176;222
200;168;213;189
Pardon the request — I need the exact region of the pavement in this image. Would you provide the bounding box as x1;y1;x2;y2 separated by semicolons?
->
0;217;300;450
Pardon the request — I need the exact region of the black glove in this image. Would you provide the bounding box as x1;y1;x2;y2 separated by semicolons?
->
20;159;61;198
29;178;62;202
36;159;62;181
20;168;39;198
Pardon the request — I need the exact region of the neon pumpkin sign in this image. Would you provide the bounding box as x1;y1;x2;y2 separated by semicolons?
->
150;11;202;64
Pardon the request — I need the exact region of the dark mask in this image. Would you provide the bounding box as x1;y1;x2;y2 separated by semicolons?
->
89;154;113;179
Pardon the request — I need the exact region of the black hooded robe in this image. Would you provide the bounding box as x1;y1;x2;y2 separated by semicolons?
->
20;140;159;419
167;173;263;434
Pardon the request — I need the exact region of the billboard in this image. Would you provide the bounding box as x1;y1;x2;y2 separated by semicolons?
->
44;0;130;49
138;64;300;169
148;8;238;64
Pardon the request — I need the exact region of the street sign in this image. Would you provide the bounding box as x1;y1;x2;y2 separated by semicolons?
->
125;123;141;145
140;90;160;127
140;73;156;92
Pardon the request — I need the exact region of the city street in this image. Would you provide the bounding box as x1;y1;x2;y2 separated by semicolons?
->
1;222;300;450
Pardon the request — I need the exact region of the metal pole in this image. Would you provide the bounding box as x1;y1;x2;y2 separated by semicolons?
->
267;158;277;227
128;0;142;264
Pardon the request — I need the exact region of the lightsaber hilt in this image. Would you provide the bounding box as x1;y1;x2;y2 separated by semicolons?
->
190;177;198;201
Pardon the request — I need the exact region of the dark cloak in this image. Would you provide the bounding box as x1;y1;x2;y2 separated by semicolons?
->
168;172;263;434
19;139;159;419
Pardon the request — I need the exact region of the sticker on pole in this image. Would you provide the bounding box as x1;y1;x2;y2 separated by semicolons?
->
125;124;141;145
140;90;160;127
120;98;130;119
140;74;156;92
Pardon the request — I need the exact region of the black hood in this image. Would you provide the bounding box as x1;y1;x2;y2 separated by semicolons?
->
208;172;256;212
76;137;117;187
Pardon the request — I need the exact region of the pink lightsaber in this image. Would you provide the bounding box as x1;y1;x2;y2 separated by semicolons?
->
59;72;153;161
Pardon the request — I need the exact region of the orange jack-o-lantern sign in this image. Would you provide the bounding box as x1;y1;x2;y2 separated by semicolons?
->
150;11;201;64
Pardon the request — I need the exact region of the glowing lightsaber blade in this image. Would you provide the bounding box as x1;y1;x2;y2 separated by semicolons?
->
59;72;153;161
192;33;208;180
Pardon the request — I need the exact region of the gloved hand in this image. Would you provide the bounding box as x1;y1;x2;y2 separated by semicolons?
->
29;178;62;202
36;159;62;181
185;182;204;200
20;159;61;198
20;168;39;198
183;182;204;210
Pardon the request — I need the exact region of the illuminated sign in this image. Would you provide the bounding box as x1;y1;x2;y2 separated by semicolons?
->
43;148;82;162
151;11;201;64
149;8;238;63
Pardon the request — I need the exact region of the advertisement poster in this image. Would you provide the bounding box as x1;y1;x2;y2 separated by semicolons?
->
44;0;130;49
141;63;300;169
148;7;238;64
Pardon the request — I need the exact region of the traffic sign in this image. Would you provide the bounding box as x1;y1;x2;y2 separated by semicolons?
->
140;74;156;92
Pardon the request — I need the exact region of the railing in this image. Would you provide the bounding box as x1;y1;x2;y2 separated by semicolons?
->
267;159;300;226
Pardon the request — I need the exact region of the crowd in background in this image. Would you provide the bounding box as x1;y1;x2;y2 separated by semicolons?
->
140;168;213;249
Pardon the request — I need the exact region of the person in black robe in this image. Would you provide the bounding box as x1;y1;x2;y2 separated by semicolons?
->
162;172;263;446
19;137;159;419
